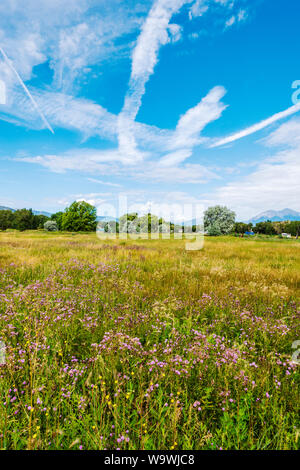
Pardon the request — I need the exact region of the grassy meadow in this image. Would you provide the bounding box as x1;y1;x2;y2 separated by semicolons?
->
0;231;299;450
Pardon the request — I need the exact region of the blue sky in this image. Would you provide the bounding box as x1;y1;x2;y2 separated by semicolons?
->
0;0;300;221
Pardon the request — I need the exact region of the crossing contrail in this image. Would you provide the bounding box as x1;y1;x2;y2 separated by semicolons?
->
0;46;54;134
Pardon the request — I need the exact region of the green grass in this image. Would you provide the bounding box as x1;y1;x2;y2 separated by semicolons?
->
0;231;299;450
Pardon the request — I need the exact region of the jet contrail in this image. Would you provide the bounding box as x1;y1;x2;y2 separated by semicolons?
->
210;102;300;148
0;46;54;134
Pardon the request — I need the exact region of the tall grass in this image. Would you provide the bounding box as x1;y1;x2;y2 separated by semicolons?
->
0;231;299;449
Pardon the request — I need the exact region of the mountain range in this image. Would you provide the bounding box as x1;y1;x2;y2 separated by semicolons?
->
248;209;300;224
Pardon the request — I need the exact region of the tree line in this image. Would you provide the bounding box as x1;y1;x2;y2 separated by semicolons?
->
0;201;97;232
1;202;299;237
234;220;300;237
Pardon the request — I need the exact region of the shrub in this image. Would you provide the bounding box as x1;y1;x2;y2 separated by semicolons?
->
44;220;58;232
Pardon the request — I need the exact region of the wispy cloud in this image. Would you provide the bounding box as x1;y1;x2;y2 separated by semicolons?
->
162;86;227;163
225;16;236;28
118;0;193;160
210;103;300;148
4;0;290;203
16;147;219;185
0;47;54;133
87;178;121;187
0;0;151;134
203;118;300;219
117;0;244;163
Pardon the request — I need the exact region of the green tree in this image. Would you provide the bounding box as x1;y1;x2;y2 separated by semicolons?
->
204;205;236;235
51;212;64;230
0;210;14;230
234;222;253;234
61;201;97;232
139;213;159;233
254;221;276;235
103;221;119;234
13;209;35;231
33;214;49;229
283;220;300;237
119;213;138;233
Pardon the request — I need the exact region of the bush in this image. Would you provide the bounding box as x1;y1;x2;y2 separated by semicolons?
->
44;220;58;232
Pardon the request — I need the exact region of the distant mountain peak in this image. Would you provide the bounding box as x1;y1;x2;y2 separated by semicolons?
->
249;208;300;224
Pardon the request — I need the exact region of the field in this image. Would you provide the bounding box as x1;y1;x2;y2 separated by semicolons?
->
0;231;299;450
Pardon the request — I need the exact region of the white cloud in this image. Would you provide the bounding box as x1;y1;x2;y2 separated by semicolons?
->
12;82;229;184
0;0;149;85
225;16;236;28
156;86;227;167
0;47;53;133
204;118;300;219
117;0;244;161
169;86;227;151
17;148;136;173
263;117;300;148
168;23;183;43
118;0;193;158
189;1;209;19
87;178;121;187
210;103;300;148
130;0;190;82
224;8;247;29
16;146;219;185
158;149;193;167
135;162;218;183
238;9;247;22
2;0;276;209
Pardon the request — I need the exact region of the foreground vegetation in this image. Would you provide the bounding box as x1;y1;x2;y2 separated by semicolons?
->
0;231;299;450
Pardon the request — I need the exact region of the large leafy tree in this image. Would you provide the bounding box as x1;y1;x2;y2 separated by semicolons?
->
0;210;14;230
13;209;35;231
204;205;236;235
61;201;97;232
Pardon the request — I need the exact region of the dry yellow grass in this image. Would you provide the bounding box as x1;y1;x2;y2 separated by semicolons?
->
0;231;299;302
